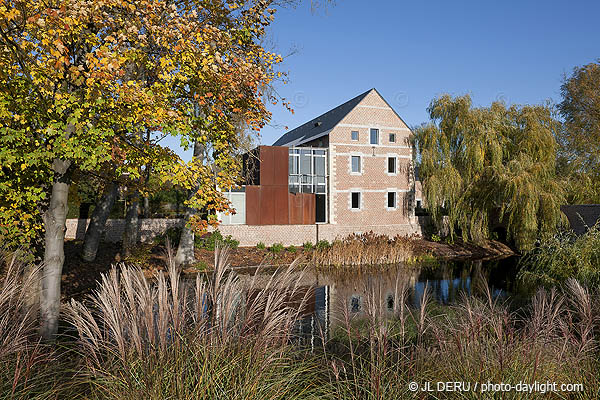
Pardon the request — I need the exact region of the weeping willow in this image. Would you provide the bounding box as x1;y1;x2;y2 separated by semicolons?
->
414;94;566;251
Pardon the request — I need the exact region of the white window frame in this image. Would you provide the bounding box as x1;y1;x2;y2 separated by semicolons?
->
349;153;362;175
349;190;362;211
386;190;397;210
386;155;397;175
370;128;379;145
351;130;359;141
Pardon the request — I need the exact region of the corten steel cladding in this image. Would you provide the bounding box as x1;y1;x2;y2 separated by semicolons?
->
302;193;316;224
245;186;261;225
289;192;303;225
258;146;289;186
260;185;289;225
273;146;290;186
288;192;316;225
244;145;316;225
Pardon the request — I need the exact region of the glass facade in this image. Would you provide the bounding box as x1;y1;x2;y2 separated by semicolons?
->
288;147;328;195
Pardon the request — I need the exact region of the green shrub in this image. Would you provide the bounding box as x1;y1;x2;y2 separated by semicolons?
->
302;242;313;251
223;235;240;249
519;224;600;287
316;239;330;250
270;243;284;254
256;242;266;250
195;231;239;251
287;245;297;253
194;260;209;271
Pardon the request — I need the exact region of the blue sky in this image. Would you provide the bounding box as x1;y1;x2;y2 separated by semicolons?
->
172;0;599;160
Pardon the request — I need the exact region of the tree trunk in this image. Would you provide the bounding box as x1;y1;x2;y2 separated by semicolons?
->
142;164;151;218
142;196;150;218
175;141;204;266
175;208;196;266
82;182;119;262
41;159;71;340
122;192;139;257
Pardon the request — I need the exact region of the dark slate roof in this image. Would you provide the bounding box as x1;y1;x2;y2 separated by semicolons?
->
272;89;373;146
561;205;600;235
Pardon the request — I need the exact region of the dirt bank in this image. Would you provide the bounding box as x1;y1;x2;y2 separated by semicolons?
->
60;238;515;301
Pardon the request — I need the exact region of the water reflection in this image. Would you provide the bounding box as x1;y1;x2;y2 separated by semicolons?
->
242;256;519;347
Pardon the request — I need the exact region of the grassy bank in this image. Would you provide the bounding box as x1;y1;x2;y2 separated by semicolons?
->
519;223;600;288
2;247;599;399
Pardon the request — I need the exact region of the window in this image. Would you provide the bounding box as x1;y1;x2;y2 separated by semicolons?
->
387;192;396;208
370;128;379;144
387;157;396;174
351;130;359;141
386;294;394;311
351;192;361;209
288;147;328;195
351;295;361;313
389;133;396;143
351;156;361;173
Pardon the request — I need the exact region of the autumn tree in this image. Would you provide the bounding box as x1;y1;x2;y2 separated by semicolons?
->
557;60;600;204
414;94;565;251
0;0;285;339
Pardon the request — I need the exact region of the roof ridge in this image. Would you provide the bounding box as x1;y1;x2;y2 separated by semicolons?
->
306;88;373;123
272;88;374;146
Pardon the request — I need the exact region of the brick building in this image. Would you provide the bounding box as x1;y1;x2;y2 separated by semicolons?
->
215;88;422;245
64;89;423;246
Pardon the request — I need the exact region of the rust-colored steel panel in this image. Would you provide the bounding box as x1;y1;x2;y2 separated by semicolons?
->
259;185;276;225
288;193;303;225
258;146;289;186
258;146;274;186
272;146;289;186
259;185;288;225
272;185;289;225
245;186;261;225
302;193;316;224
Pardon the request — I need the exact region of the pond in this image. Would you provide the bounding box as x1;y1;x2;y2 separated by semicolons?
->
240;256;521;347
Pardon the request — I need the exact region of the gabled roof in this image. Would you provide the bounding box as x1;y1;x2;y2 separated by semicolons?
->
273;88;372;146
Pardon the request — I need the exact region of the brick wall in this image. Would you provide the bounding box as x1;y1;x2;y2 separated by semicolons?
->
65;219;183;243
329;90;415;227
217;224;317;246
65;218;426;247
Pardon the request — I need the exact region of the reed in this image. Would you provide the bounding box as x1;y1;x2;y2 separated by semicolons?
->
312;232;416;271
0;249;65;399
64;245;330;399
324;271;600;399
3;243;600;399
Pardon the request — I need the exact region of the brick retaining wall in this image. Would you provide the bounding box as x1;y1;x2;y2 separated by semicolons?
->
65;218;426;246
65;219;183;243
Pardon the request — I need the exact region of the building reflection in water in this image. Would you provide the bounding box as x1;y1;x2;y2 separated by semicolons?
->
281;257;518;347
